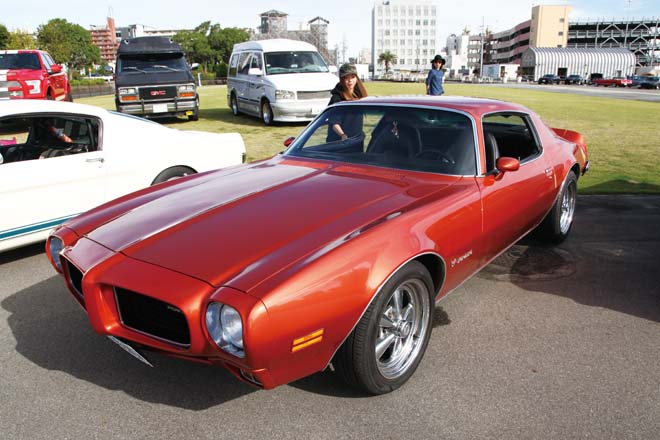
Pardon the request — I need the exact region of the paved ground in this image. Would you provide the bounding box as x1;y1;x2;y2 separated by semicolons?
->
1;195;658;440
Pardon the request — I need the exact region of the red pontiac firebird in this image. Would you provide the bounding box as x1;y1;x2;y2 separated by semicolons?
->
46;96;589;395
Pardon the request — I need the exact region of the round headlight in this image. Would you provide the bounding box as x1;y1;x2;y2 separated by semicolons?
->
48;236;64;271
205;303;244;358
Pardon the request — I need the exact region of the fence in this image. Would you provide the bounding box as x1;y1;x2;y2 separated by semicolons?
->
71;79;228;100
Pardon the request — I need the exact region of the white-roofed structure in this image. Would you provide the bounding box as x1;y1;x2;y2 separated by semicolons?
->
521;47;637;81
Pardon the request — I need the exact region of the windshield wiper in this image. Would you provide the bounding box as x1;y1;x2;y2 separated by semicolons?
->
153;65;179;72
122;66;147;74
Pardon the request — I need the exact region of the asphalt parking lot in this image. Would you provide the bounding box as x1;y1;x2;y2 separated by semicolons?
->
487;81;660;102
1;195;658;439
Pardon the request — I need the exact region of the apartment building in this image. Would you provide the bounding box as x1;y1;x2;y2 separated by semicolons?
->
89;17;119;64
371;0;438;77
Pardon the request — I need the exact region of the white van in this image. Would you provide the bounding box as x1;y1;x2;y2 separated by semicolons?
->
227;39;338;125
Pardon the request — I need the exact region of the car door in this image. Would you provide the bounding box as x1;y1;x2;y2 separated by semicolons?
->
476;112;556;265
247;51;266;113
235;52;255;114
41;52;66;99
0;114;105;246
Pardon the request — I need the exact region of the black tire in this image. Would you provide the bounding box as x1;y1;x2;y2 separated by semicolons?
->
151;166;196;185
46;90;54;100
260;99;274;126
188;97;199;121
66;87;73;102
536;171;578;244
230;94;240;116
334;261;434;394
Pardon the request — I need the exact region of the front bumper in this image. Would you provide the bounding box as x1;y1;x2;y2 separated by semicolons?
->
117;99;196;117
271;98;328;122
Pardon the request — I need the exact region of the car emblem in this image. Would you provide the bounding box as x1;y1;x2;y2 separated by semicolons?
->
150;90;166;96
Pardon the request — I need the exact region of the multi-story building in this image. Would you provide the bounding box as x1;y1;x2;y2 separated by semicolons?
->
89;17;119;65
445;30;485;77
489;5;571;65
371;0;438;77
567;17;660;66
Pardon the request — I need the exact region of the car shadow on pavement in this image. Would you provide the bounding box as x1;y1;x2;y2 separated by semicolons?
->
479;195;660;323
1;276;257;409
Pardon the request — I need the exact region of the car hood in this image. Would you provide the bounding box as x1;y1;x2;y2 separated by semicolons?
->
82;157;459;292
263;72;338;92
115;70;194;87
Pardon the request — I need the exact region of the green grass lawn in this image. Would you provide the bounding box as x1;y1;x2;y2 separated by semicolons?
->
78;83;660;194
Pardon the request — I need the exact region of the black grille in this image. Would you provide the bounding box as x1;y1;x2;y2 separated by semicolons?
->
138;86;177;101
65;259;84;298
114;288;190;346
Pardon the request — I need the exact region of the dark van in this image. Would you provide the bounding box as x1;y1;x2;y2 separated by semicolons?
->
115;36;199;121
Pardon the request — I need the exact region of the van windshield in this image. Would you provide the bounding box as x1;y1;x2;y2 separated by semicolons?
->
118;54;188;73
264;51;328;75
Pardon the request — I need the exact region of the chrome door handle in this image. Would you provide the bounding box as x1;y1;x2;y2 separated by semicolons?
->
86;157;104;163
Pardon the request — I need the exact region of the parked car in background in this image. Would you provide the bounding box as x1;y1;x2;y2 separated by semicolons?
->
565;75;585;85
46;96;589;395
227;39;338;125
592;77;632;87
0;50;72;101
115;37;200;121
638;76;660;89
587;73;604;85
538;74;561;84
0;100;246;252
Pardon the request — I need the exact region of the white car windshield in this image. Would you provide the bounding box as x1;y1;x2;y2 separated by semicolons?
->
264;51;329;75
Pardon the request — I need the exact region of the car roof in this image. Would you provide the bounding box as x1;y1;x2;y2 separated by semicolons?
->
336;95;532;118
0;49;45;54
0;100;110;118
232;38;318;53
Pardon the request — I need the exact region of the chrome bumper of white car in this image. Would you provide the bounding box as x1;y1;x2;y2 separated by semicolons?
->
271;99;328;122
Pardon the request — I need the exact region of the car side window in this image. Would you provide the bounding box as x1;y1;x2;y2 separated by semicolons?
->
228;53;239;77
250;52;263;71
0;115;100;164
482;113;541;164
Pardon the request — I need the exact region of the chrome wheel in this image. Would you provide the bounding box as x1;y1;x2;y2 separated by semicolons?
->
559;179;577;234
231;95;239;116
261;101;273;125
375;278;430;380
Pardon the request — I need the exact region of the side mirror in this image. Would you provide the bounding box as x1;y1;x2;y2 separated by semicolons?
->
496;157;520;173
328;65;338;74
283;136;295;147
248;67;263;76
191;63;200;70
50;64;62;74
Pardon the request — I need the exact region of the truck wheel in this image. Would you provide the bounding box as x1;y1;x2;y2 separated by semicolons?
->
67;87;73;102
47;91;54;100
188;97;199;121
261;100;274;126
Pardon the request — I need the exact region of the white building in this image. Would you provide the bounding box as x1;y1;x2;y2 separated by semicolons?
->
371;0;439;78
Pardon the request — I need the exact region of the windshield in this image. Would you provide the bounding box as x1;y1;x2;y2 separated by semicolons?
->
286;105;477;176
118;54;188;73
264;51;329;75
0;53;41;70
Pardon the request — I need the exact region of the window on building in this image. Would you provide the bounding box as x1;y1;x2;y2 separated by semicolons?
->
416;20;421;26
415;30;420;35
558;31;564;36
400;39;406;45
385;30;390;36
559;18;565;23
423;20;428;26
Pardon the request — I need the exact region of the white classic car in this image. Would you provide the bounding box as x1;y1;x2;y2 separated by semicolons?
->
0;100;246;252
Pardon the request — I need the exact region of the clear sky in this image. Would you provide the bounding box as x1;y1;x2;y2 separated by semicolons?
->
3;0;659;58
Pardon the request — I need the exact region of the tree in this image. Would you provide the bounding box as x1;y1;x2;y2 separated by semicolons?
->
8;30;37;49
37;19;100;76
378;51;397;75
0;24;9;49
173;30;212;67
208;26;250;64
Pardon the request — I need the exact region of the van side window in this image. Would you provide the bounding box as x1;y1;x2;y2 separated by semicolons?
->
250;52;263;71
229;54;239;77
238;52;251;75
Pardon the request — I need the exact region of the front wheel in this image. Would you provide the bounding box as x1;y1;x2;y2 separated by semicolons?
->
536;171;578;244
188;97;199;121
334;261;434;394
261;100;274;126
230;94;239;116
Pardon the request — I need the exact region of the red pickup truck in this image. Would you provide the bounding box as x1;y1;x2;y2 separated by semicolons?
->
592;77;632;87
0;50;72;101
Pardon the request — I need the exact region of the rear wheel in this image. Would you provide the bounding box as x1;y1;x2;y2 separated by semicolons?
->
536;171;578;244
261;100;274;126
66;86;73;102
334;261;434;394
151;166;196;185
46;90;54;100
